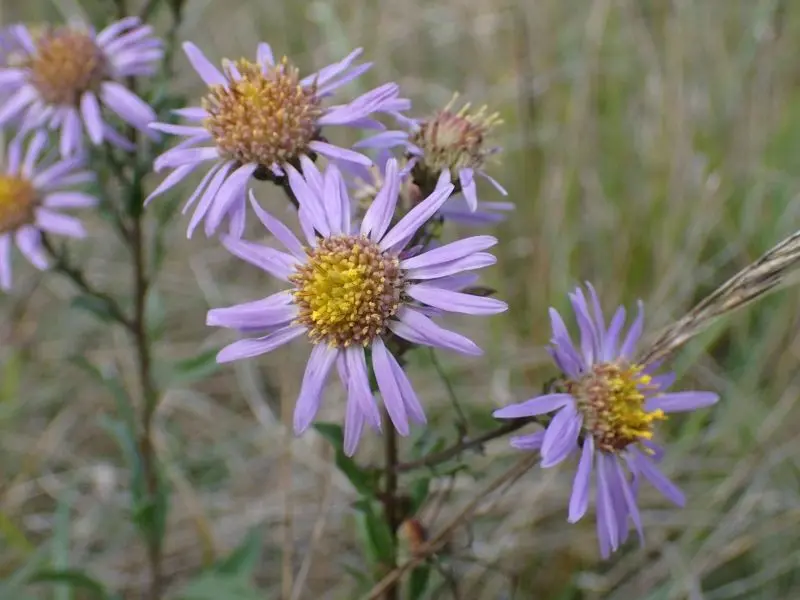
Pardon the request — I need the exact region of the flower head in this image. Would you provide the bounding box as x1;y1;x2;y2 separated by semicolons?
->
493;284;719;557
361;93;507;212
207;158;506;454
147;42;410;239
0;131;97;289
0;19;161;156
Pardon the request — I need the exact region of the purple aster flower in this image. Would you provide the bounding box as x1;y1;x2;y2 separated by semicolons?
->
493;284;719;558
207;158;506;455
344;150;514;228
355;93;507;212
0;131;97;290
147;42;410;239
0;19;161;156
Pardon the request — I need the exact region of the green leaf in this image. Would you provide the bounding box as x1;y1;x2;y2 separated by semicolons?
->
176;574;264;600
70;295;117;323
409;478;430;514
213;526;262;579
71;357;136;430
52;496;73;600
354;500;395;568
313;422;378;496
27;569;108;599
408;565;431;600
167;348;222;386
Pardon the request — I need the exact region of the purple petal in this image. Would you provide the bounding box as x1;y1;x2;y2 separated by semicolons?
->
0;69;27;88
510;431;545;451
650;372;676;391
257;42;275;67
308;140;371;166
620;300;644;359
568;436;594;523
379;182;455;251
479;172;508;195
204;163;256;237
96;17;141;46
602;306;626;361
293;344;338;434
80;92;104;144
59;109;82;157
183;42;226;86
628;449;685;507
360;158;399;242
570;292;597;366
371;337;409;435
187;163;232;237
548;308;583;372
405;252;496;280
21;131;46;178
614;458;644;545
101;81;156;129
540;405;582;468
0;235;12;290
428;273;478;292
342;374;366;456
35;209;86;238
645;391;718;414
145;163;197;205
353;131;409;150
207;295;298;329
0;84;37;126
596;453;619;554
43;192;98;209
221;236;298;280
216;325;306;362
459;168;477;212
401;235;497;270
383;345;426;425
15;226;48;269
149;122;209;137
344;345;382;431
322;164;349;235
155;146;219;172
249;191;306;259
301;48;363;88
492;393;572;419
391;307;481;356
406;284;507;315
287;164;330;237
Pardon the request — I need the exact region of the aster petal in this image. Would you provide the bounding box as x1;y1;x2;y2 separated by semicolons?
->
204;163;257;237
548;308;584;375
0;68;26;88
391;307;481;356
249;191;305;259
492;393;572;419
372;338;410;436
182;42;226;86
43;192;98;209
596;453;619;554
0;235;12;290
479;172;508;195
407;285;507;315
602;306;626;361
586;283;606;341
149;122;209;137
229;206;246;238
207;299;298;330
287;165;329;237
101;123;136;151
428;273;479;291
340;360;367;456
645;391;719;414
360;158;399;242
59;109;82;157
509;431;546;451
614;457;644;545
80;92;105;144
379;180;455;251
620;300;644;359
35;209;86;238
172;107;208;121
628;449;685;507
540;405;582;468
300;155;324;196
15;226;48;270
221;236;298;280
302;48;363;87
96;16;141;46
345;345;382;431
405;252;496;280
256;42;275;67
32;157;84;188
145;164;197;205
216;325;306;363
383;345;426;425
316;62;372;97
308;140;371;166
322;164;347;235
293;344;338;434
187;162;232;237
101;81;157;129
154;146;219;172
5;135;23;175
570;291;597;366
21;131;47;178
650;372;676;391
182;163;222;215
0;84;37;126
459;168;478;212
402;236;497;270
566;438;592;525
353;131;409;150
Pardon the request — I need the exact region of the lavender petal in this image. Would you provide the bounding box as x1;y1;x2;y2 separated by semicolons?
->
80;91;105;144
35;209;86;238
401;235;497;270
371;338;410;435
391;307;482;356
221;236;298;280
249;191;306;259
379;182;455;251
293;344;337;434
492;393;572;419
620;300;644;359
568;437;594;523
645;391;719;414
509;431;545;451
345;345;382;431
216;325;306;362
407;285;507;315
182;42;226;86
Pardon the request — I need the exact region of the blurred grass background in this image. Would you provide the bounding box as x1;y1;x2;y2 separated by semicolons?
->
2;0;800;598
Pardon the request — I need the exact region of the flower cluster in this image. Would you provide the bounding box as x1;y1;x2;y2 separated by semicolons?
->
0;5;724;563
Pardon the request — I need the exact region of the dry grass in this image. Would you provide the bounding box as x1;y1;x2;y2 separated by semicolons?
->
3;0;800;598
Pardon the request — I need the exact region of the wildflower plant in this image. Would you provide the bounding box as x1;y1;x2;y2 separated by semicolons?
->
4;3;800;600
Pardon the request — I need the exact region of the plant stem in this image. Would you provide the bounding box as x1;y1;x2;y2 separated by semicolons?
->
381;407;400;600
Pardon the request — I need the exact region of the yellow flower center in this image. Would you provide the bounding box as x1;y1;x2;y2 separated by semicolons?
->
289;235;404;347
203;58;323;167
28;28;108;106
569;362;666;453
0;174;37;234
410;93;501;176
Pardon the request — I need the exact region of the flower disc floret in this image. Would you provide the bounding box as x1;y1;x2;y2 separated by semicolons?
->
28;28;107;106
570;362;665;452
290;234;404;347
0;174;36;234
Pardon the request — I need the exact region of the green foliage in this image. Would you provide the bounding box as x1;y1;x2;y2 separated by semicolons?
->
314;422;381;496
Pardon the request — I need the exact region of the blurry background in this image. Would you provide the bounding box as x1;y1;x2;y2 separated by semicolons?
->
2;0;800;598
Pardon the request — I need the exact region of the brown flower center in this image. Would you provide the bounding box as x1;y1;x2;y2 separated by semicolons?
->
28;28;108;106
289;235;405;347
203;58;323;167
0;174;37;234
